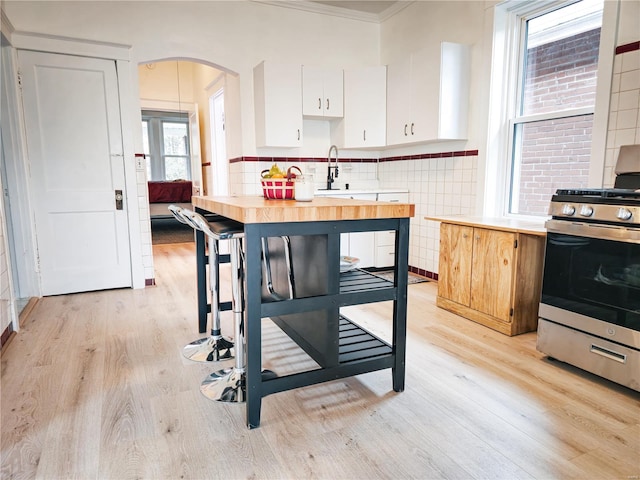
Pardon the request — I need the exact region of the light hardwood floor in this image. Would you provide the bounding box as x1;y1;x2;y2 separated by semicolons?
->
2;242;639;479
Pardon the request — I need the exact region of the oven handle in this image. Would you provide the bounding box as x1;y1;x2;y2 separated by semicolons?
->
590;344;627;364
545;219;640;244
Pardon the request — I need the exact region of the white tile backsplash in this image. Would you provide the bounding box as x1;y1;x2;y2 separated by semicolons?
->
604;48;640;187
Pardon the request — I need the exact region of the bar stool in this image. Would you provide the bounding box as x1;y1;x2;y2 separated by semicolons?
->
187;211;273;403
168;204;234;363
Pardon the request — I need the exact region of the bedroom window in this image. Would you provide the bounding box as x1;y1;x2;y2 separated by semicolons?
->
141;110;191;181
487;0;605;218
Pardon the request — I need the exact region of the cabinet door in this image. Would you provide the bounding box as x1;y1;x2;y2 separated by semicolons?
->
385;55;412;146
326;192;376;268
340;66;386;148
438;223;473;305
254;61;302;147
408;47;437;143
470;228;515;322
302;66;325;117
302;67;343;118
386;43;469;146
374;192;409;268
323;69;343;118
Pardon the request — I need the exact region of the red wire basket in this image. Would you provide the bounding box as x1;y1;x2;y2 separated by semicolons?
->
260;166;301;200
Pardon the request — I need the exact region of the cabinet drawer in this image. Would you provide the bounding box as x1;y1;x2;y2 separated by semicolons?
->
377;192;409;203
375;230;395;247
375;245;395;268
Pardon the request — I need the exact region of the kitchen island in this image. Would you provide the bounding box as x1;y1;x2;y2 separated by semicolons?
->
193;195;415;428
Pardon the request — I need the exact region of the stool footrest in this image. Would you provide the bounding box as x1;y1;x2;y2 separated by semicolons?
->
183;336;234;363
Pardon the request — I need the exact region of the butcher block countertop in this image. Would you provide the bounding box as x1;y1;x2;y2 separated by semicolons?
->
425;215;547;236
193;195;415;224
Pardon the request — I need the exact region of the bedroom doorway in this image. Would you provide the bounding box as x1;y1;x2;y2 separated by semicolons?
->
138;59;225;245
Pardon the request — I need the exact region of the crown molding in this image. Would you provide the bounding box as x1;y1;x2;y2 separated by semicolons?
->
1;9;15;42
253;1;413;23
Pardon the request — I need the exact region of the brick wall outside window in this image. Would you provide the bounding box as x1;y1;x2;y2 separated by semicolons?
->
514;28;601;216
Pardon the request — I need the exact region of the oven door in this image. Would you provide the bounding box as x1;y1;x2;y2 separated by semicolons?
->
539;220;640;350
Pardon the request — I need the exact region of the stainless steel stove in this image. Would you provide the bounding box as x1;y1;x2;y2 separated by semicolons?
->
537;145;640;392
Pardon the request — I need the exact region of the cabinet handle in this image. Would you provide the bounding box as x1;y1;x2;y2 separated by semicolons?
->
463;233;468;238
297;129;300;141
318;98;321;110
411;123;415;135
363;130;366;141
404;124;408;136
326;98;330;111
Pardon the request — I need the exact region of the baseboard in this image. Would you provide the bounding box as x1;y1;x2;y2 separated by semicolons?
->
0;325;15;350
1;297;40;351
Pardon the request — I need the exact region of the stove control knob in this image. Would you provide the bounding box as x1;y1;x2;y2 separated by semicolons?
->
562;204;576;216
616;207;633;221
579;205;594;217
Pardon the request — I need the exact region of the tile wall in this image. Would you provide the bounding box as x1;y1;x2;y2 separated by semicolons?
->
229;157;380;196
228;150;478;279
378;151;479;277
605;42;640;186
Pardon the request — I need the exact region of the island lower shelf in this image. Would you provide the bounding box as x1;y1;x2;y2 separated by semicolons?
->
258;269;399;399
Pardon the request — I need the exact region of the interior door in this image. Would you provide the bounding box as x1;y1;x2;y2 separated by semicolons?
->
18;50;132;296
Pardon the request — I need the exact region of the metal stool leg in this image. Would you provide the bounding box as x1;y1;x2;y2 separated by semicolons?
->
200;237;278;403
182;235;234;362
169;204;234;363
200;237;247;402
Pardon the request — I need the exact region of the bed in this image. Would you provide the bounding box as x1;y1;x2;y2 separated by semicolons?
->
148;180;192;219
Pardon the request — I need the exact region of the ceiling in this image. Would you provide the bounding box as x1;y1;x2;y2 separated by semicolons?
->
311;1;400;15
257;1;411;22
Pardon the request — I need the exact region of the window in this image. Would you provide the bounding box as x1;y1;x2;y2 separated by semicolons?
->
141;110;191;181
489;0;604;218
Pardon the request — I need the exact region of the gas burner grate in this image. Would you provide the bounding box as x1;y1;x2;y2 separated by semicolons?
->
555;188;640;199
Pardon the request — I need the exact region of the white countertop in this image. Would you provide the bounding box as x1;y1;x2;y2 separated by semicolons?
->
314;188;409;196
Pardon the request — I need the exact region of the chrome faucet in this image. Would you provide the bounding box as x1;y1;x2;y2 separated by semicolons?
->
327;144;339;190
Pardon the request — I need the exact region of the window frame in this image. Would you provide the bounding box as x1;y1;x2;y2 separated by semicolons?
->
141;110;191;181
484;0;617;220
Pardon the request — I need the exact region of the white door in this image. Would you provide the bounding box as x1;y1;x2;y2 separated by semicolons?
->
18;50;132;296
189;107;202;197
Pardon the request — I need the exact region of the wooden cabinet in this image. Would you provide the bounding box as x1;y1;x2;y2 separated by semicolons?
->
254;61;302;147
436;222;545;336
386;42;470;146
331;66;386;148
302;66;343;119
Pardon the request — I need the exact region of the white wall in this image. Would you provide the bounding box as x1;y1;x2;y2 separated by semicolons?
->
3;0;381;158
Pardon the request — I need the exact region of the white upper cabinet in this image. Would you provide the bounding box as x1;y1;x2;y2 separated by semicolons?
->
302;66;344;119
332;66;386;149
254;61;303;147
386;42;470;146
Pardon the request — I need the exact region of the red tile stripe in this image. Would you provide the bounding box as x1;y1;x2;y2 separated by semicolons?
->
229;150;478;165
615;41;640;55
